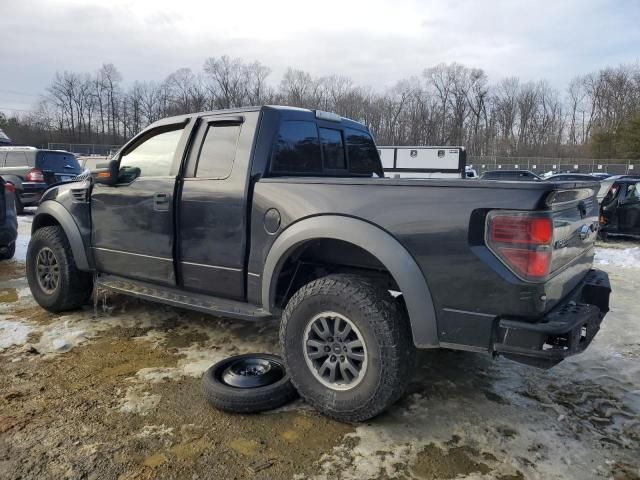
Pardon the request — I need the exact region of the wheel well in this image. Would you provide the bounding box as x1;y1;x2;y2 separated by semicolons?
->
32;213;60;233
273;238;400;309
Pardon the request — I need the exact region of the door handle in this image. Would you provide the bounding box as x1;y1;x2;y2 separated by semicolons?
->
154;193;169;203
153;192;170;210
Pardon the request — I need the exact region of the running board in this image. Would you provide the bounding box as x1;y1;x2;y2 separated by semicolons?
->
96;274;272;321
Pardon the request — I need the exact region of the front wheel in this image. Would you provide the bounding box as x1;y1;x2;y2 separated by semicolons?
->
26;226;93;312
280;274;415;422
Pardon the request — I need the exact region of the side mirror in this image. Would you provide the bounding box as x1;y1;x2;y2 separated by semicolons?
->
93;159;119;186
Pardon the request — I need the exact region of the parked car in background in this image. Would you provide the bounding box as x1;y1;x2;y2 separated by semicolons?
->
465;166;478;178
0;147;82;214
0;177;18;260
545;173;600;182
599;176;640;238
77;155;110;172
26;106;610;422
480;169;541;181
591;172;613;180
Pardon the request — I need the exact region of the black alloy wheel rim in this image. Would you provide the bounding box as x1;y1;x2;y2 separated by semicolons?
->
36;247;60;294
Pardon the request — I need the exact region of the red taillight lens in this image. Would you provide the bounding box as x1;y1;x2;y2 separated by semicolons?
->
487;212;553;281
4;182;15;194
490;216;552;245
499;248;551;278
25;168;45;182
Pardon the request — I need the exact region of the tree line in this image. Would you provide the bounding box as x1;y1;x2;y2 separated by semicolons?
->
1;56;639;159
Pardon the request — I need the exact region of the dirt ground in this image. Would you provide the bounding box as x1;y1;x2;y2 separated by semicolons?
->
1;214;639;480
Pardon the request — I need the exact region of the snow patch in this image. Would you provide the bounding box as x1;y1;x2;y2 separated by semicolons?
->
118;385;161;416
594;246;640;269
136;425;174;438
14;234;29;262
0;319;32;349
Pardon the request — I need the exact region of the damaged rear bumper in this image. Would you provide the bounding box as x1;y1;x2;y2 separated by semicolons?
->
493;269;611;369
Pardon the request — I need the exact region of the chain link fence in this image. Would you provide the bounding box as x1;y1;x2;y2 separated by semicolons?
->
468;157;640;176
48;143;121;156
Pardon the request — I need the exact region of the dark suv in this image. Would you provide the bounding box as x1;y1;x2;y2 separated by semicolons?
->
481;169;541;181
0;177;18;260
0;147;82;214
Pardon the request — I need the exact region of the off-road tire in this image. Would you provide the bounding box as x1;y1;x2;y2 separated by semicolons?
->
0;242;15;260
26;226;93;312
280;274;415;423
201;353;298;413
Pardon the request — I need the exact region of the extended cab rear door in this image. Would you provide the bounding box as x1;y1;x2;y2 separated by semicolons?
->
177;112;258;300
91;119;193;285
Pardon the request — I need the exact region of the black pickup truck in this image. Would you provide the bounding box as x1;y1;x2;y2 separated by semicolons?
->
26;106;611;421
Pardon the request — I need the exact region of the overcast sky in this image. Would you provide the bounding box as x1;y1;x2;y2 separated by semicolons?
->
1;0;639;114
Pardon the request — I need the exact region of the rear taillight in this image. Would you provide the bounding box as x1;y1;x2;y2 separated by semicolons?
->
4;182;15;194
486;212;553;281
25;168;45;182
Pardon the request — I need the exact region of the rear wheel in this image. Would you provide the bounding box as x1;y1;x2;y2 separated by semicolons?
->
26;226;93;312
280;274;415;422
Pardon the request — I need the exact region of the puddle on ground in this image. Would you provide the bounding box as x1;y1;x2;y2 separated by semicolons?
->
410;444;492;479
0;288;18;303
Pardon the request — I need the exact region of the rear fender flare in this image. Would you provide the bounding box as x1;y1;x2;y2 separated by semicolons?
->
261;215;439;348
32;201;91;271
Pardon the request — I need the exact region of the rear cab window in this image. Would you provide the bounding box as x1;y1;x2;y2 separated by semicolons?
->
195;124;241;179
270;120;381;177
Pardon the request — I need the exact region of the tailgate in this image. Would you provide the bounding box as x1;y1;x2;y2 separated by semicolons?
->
547;184;600;275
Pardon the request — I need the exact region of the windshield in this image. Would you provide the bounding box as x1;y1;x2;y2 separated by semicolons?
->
36;152;82;173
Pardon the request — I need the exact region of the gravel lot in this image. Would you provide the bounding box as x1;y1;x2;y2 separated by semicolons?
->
1;213;638;480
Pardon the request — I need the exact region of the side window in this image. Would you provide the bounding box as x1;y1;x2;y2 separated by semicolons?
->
196;124;241;178
119;127;183;179
319;128;345;170
626;182;640;201
344;128;381;176
5;152;28;167
271;121;321;174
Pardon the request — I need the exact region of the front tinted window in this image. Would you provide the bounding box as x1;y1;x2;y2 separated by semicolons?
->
37;152;81;173
319;128;345;170
120;127;183;179
345;128;380;176
271;121;321;173
196;124;240;178
5;152;27;167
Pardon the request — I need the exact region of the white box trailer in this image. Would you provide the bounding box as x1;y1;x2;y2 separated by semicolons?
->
378;146;466;179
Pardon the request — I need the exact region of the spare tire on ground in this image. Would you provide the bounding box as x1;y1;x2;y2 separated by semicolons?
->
201;353;298;413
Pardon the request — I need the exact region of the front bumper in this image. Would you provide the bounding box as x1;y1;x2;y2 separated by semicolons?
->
493;269;611;368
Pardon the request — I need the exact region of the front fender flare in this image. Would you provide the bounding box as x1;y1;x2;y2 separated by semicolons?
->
32;201;91;271
262;215;439;348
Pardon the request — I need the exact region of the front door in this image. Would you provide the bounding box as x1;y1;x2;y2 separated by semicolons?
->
91;121;191;285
